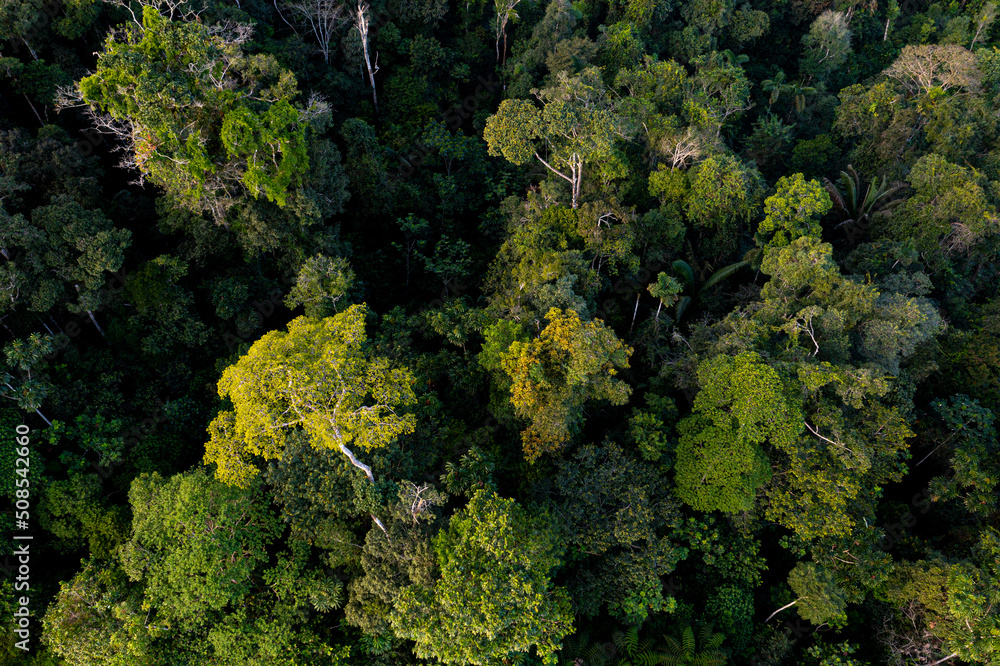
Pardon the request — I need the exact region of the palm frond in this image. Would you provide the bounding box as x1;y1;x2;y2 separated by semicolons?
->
822;177;845;211
840;169;859;213
671;259;695;288
675;295;693;322
700;261;748;293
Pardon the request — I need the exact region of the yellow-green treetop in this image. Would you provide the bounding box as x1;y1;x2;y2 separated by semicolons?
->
500;308;632;462
204;304;416;487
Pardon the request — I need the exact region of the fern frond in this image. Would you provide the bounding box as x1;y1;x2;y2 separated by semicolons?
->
681;626;695;656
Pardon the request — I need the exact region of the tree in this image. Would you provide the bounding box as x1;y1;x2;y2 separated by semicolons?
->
674;352;798;513
649;259;751;324
685;154;764;256
882;44;980;97
390;490;574;665
683;52;753;139
500;308;632;461
114;254;209;357
970;2;997;48
484;68;625;208
761;70;817;119
204;304;417;488
822;165;906;240
287;0;349;63
885;532;1000;664
548;443;687;623
487;202;583;317
423;235;473;297
284;254;357;317
354;3;379;115
800;11;852;84
926;395;998;515
117;468;283;630
39;471;129;559
344;482;444;635
885;154;997;263
766;562;848;627
647;272;684;322
755;173;832;251
42;560;154;666
0;196;131;334
1;333;54;425
67;7;317;224
494;0;521;64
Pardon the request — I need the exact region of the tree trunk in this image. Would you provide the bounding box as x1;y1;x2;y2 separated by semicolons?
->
764;599;798;623
338;441;391;541
338;442;374;482
86;310;108;339
357;4;378;115
629;292;640;334
34;408;51;427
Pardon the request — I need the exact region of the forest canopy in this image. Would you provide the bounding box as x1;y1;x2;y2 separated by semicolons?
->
1;0;1000;663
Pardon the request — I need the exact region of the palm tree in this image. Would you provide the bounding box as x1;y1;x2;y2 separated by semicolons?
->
823;164;907;235
761;70;816;118
761;70;789;107
661;624;728;666
661;258;749;323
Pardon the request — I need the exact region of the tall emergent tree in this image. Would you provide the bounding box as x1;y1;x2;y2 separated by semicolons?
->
64;7;319;224
203;304;417;488
484;68;626;208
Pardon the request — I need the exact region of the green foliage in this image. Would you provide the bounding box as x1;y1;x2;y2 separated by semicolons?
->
204;304;417;487
800;11;852;83
787;562;848;626
675;352;798;513
0;196;130;315
927;395;999;514
686;154;764;256
42;561;153;666
885;153;997;268
704;586;752;653
485;67;625;207
79;7;311;222
7;0;1000;658
117;468;282;630
661;624;728;666
756;173;832;251
500;308;632;461
284;254;357;317
39;471;129;559
391;490;574;665
550;442;687;622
